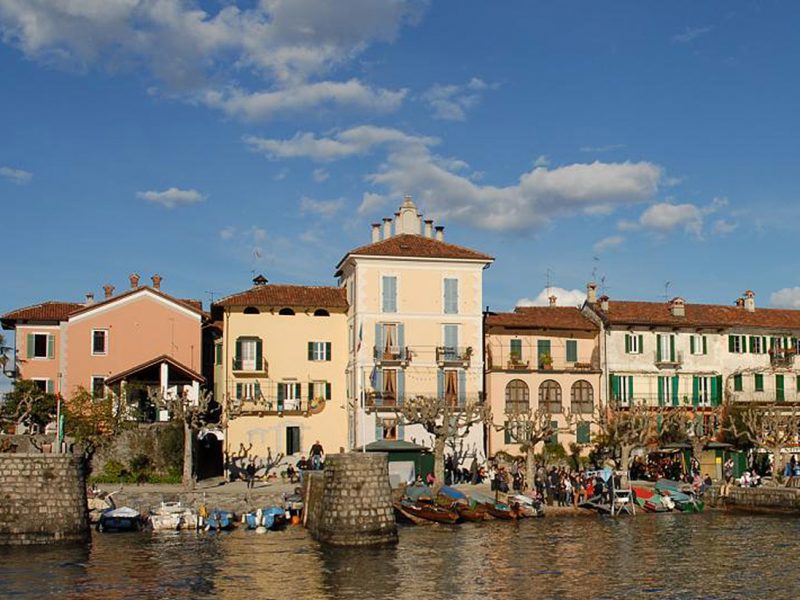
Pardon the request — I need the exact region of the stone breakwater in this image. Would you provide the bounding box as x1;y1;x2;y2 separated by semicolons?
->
706;485;800;513
306;453;397;546
0;454;89;545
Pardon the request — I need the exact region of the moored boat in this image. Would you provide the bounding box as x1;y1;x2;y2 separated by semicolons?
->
97;507;143;532
204;509;235;531
150;502;198;531
398;499;459;524
244;507;288;530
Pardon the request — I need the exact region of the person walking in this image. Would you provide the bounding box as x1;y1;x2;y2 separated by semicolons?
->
722;457;734;497
310;440;324;470
245;459;257;489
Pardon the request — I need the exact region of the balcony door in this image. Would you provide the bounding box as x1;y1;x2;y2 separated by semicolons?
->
382;324;397;359
443;324;459;359
240;339;257;370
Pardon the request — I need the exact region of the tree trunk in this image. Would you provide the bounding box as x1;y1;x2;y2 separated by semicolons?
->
183;419;194;489
620;445;631;487
526;446;536;492
771;446;784;484
433;435;446;488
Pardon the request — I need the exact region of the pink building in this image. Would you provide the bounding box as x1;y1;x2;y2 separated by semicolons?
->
1;274;207;420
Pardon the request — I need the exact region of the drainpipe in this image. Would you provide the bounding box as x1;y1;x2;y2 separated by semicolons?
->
482;305;490;461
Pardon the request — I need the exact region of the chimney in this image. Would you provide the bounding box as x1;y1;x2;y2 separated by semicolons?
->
151;274;162;290
435;226;444;241
371;223;381;243
252;274;268;286
586;282;597;304
424;219;433;238
599;295;609;312
670;297;686;317
383;217;392;240
103;284;115;299
85;292;95;305
549;295;557;307
744;290;755;312
735;298;745;308
129;273;140;289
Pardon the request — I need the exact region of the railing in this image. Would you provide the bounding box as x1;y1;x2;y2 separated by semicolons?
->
729;392;798;404
654;350;683;368
373;346;411;366
230;396;325;415
506;355;531;371
232;357;269;374
770;349;797;368
486;345;599;372
367;392;485;411
436;346;472;367
366;392;404;409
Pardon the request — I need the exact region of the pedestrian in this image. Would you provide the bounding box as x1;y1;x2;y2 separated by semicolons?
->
245;459;256;489
722;457;734;497
310;440;324;470
469;456;479;484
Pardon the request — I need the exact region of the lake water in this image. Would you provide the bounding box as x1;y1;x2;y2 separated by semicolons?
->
2;512;800;599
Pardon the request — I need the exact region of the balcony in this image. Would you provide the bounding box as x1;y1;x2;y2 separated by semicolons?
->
654;350;683;369
373;346;411;367
506;355;531;371
366;392;404;410
231;357;269;375
436;346;472;368
770;349;797;369
230;396;325;416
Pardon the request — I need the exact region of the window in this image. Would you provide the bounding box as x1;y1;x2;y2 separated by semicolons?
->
278;308;295;316
777;375;785;401
382;275;397;313
537;339;551;368
380;418;398;441
243;306;260;315
566;340;578;363
504;420;531;444
749;336;766;354
690;334;707;355
754;374;764;392
310;381;331;401
443;324;459;358
91;330;108;355
32;379;54;394
235;338;262;371
214;343;222;366
733;374;743;392
657;376;674;407
286;426;301;456
308;341;332;361
539;380;562;413
625;333;642;354
313;309;330;317
27;332;54;359
695;376;711;407
570;380;594;414
576;421;591;444
505;379;530;413
443;278;459;314
728;334;746;354
656;334;675;363
611;375;633;406
444;369;459;406
91;376;106;400
382;369;397;405
548;420;559;445
278;382;301;410
235;382;260;401
510;339;523;361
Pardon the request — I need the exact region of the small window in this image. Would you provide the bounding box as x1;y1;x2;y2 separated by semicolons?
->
754;374;764;392
92;330;108;355
91;376;106;400
313;309;330;317
32;379;48;392
625;334;642;354
243;306;260;315
279;308;295;316
28;333;53;359
733;374;743;392
214;344;222;366
381;418;398;441
286;426;301;456
566;340;578;363
308;341;331;361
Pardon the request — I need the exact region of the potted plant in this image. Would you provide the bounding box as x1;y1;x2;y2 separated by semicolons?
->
540;353;553;370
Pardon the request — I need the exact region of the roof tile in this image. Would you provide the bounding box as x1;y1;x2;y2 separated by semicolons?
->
1;301;84;323
487;306;598;331
215;284;348;309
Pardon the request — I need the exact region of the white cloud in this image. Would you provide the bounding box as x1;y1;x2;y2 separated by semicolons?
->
136;187;205;208
273;168;289;181
312;168;329;182
219;226;236;240
0;165;32;184
516;287;587;308
579;144;626;153
771;288;800;309
593;235;625;253
0;0;423;120
672;26;713;44
244;125;438;162
533;155;550;168
638;202;703;236
299;196;345;218
358;192;387;215
712;218;738;235
421;77;495;121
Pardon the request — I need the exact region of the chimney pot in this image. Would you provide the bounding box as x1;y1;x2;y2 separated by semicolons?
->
252;274;268;286
670;297;686;317
435;225;444;242
743;290;755;312
151;274;162;290
85;292;95;305
383;217;392;239
103;284;115;299
586;282;597;304
599;295;609;312
424;219;433;238
735;298;745;308
371;223;381;243
549;295;557;307
129;273;140;289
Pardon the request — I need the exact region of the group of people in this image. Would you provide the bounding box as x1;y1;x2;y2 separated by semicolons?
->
444;455;486;485
629;455;685;482
240;440;326;488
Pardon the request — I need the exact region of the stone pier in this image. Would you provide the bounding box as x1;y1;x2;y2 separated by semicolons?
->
305;453;397;546
706;485;800;513
0;454;89;545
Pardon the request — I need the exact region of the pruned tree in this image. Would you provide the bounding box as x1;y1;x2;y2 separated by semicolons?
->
148;388;215;488
0;380;57;436
495;406;576;490
668;404;725;470
395;395;491;487
727;403;800;482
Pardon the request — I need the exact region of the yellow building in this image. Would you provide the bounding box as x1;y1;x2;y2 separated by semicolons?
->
335;197;494;458
212;276;349;463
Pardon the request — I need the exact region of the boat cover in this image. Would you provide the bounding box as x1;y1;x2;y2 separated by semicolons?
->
104;507;139;518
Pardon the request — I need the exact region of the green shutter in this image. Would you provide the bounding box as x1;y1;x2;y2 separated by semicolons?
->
625;334;631;353
692;376;699;407
277;383;285;409
628;376;634;402
566;340;577;362
690;336;695;355
27;334;34;359
797;375;800;393
326;382;332;400
325;342;332;361
510;338;522;360
657;376;665;406
638;335;643;354
669;335;675;362
235;383;242;399
656;334;662;362
537;339;551;365
770;337;776;351
308;382;314;401
254;382;261;400
702;335;707;355
610;375;620;401
549;420;558;444
734;374;743;392
46;379;54;394
672;375;679;406
755;374;763;392
235;338;242;362
728;335;735;353
47;334;55;359
255;339;262;368
577;422;590;444
777;375;785;402
295;383;301;399
711;376;721;406
308;342;314;361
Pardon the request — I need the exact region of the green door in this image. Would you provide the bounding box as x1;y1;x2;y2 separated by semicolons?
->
777;375;785;402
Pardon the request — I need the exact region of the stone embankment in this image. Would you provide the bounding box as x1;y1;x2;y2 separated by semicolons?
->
706;485;800;513
0;454;89;545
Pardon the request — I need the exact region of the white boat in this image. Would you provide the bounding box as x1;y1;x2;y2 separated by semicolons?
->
149;501;198;531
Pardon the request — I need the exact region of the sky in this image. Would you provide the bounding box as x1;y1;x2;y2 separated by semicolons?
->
2;1;800;374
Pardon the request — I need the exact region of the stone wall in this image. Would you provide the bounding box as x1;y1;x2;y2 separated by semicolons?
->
0;454;89;545
706;485;800;513
306;453;397;546
91;422;183;478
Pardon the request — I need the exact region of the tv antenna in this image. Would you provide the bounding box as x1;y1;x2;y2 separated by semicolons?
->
545;267;554;297
663;281;671;302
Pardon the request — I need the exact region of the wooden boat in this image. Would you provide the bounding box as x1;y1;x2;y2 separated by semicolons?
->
508;494;544;518
470;491;520;520
398;499;459;524
97;507;143;532
456;504;488;522
393;501;434;525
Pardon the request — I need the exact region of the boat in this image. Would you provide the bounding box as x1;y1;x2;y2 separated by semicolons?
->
398;499;459;524
655;480;704;513
455;503;489;522
436;486;468;508
393;501;434;525
244;507;287;530
97;507;143;532
87;487;118;524
149;502;198;531
508;494;544;518
470;492;520;520
204;509;235;531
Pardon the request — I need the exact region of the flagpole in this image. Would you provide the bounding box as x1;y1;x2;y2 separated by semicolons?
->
361;366;366;453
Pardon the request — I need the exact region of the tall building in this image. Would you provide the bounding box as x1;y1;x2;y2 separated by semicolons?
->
336;197;493;457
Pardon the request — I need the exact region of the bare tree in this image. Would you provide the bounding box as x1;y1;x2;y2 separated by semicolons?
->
668;404;725;469
495;406;576;490
395;395;491;486
228;442;285;482
148;388;215;488
728;403;800;482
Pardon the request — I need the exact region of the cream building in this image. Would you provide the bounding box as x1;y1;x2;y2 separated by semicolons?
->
212;277;349;463
335;197;494;461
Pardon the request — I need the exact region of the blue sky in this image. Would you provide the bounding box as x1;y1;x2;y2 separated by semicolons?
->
2;0;800;346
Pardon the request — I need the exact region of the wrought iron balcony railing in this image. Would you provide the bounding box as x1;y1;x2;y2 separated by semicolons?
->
232;357;269;374
373;346;411;366
436;346;472;367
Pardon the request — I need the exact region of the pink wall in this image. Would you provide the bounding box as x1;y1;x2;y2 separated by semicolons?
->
64;292;201;397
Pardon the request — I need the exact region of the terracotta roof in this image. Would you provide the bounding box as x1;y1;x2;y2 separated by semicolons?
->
1;301;84;325
68;286;206;318
104;354;205;386
592;300;800;330
487;307;598;332
181;299;204;311
336;234;493;274
215;284;348;309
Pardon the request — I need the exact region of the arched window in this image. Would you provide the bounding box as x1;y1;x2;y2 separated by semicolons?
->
539;380;562;414
571;380;594;414
278;308;295;316
313;309;330;317
505;379;530;413
243;306;260;315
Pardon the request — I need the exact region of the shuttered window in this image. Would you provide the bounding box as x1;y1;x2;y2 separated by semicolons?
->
308;341;331;361
576;421;590;445
754;374;764;392
382;276;397;313
566;340;578;362
733;374;743;392
443;278;459;314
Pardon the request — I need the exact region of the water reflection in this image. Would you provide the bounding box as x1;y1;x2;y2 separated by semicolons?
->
2;513;800;599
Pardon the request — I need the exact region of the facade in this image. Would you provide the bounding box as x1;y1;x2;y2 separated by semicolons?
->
336;197;493;459
1;274;205;418
212;278;349;462
485;303;601;457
